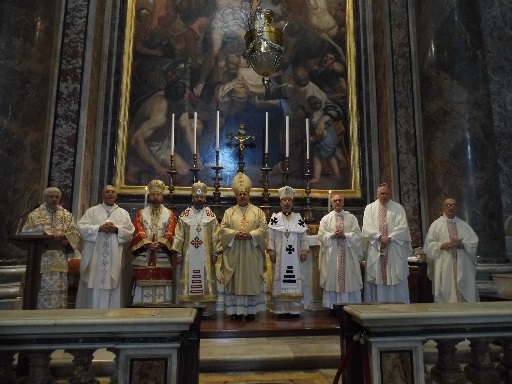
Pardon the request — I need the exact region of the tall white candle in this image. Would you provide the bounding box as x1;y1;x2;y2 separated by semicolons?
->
306;118;310;160
194;112;197;154
265;112;269;154
171;113;175;155
328;190;331;211
285;116;289;157
216;111;220;151
144;187;148;208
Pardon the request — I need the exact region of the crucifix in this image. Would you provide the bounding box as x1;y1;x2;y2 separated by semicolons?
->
227;123;256;173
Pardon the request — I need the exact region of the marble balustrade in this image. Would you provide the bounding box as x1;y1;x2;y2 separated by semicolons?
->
0;307;200;384
338;302;512;384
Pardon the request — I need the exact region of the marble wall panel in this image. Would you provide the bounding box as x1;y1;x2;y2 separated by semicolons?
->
389;0;422;245
49;0;89;209
0;2;64;259
479;0;512;254
415;0;505;262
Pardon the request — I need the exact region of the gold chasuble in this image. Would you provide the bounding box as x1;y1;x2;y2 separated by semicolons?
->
220;204;268;296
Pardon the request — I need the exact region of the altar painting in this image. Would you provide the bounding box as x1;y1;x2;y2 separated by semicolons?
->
114;0;361;198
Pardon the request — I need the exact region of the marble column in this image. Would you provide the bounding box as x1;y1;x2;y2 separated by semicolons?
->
415;0;506;262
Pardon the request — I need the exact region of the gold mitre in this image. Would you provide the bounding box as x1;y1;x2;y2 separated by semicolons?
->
278;186;295;200
191;180;207;196
231;172;252;194
147;179;166;194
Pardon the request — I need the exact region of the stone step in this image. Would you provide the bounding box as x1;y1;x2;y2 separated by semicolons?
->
27;335;340;378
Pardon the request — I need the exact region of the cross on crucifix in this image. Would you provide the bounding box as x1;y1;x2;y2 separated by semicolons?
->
227;123;256;173
286;244;295;254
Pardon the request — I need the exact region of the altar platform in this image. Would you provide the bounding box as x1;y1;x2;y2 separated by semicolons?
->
200;309;340;339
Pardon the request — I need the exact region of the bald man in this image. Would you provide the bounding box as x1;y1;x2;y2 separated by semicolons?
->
424;198;479;303
76;185;135;309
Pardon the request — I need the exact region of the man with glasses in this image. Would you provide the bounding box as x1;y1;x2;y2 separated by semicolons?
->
424;198;479;302
362;183;412;303
318;194;363;313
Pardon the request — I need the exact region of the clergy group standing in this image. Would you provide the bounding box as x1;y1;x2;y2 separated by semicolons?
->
76;185;135;309
18;175;483;317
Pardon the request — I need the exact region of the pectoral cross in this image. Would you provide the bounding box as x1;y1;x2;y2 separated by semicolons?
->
241;216;250;231
227;123;256;173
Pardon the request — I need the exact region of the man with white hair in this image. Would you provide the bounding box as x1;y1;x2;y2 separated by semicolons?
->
317;194;363;312
220;172;268;321
76;185;134;309
172;181;222;315
22;187;82;309
130;179;176;305
267;186;309;318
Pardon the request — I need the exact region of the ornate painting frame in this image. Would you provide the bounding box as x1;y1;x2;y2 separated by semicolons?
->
114;0;360;199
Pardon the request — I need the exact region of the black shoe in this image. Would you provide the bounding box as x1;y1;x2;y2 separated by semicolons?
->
329;309;337;317
245;314;256;321
231;314;243;321
278;314;287;319
287;313;300;319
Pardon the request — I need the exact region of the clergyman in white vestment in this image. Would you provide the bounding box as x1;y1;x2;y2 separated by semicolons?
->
268;186;309;318
76;185;135;309
424;197;479;303
318;194;363;310
362;183;412;303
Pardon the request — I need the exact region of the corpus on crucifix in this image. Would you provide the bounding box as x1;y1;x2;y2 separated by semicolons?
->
227;123;256;173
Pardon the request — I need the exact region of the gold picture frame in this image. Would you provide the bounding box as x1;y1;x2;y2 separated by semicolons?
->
114;0;360;199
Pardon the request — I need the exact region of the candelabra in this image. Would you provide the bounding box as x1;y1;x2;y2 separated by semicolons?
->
260;153;272;221
210;150;223;219
190;153;200;183
303;158;315;223
167;154;177;212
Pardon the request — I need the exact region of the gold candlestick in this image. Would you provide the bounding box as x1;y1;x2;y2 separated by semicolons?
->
260;152;272;221
167;154;177;212
303;158;314;223
190;153;200;183
210;150;223;219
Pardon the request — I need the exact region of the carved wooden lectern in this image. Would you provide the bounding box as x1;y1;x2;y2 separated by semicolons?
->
5;234;54;310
